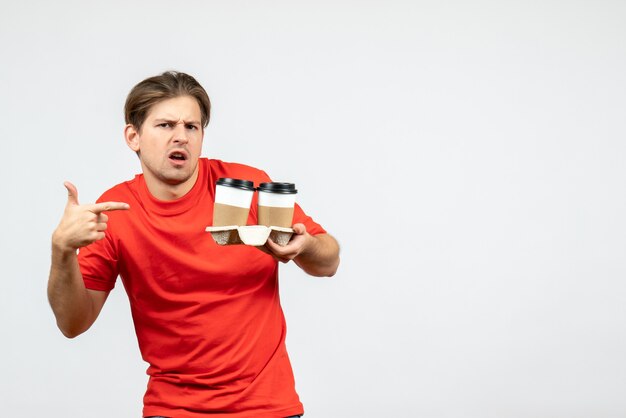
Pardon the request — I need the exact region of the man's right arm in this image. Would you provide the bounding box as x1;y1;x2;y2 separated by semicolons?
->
48;244;109;338
47;182;129;338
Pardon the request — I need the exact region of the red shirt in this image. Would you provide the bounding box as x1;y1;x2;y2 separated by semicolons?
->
78;158;325;417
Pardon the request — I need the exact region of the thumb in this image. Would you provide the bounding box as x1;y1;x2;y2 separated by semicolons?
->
64;181;79;206
292;223;306;235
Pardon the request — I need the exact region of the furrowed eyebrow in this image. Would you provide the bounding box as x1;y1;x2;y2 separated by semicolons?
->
154;119;176;124
154;118;201;126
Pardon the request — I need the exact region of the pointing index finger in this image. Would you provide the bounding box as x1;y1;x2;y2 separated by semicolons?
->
89;201;130;213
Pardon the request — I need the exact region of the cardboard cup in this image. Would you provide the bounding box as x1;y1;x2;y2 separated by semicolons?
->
257;182;297;227
213;178;255;226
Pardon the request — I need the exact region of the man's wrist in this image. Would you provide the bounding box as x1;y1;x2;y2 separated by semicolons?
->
51;231;77;257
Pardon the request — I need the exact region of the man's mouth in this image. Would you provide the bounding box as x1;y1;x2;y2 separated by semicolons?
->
168;151;188;161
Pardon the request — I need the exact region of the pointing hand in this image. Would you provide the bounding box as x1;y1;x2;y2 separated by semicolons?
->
52;182;129;252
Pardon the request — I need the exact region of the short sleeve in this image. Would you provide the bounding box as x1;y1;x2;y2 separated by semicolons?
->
293;203;327;236
77;223;120;292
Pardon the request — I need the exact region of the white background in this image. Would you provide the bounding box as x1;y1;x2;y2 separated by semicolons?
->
1;1;625;417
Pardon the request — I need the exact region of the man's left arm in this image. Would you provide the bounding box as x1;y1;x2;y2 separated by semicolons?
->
265;223;340;277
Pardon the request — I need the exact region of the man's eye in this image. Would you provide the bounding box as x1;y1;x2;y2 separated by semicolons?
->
157;123;170;128
186;124;198;130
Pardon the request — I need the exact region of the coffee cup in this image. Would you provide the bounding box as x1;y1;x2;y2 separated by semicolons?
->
257;182;297;228
213;178;255;226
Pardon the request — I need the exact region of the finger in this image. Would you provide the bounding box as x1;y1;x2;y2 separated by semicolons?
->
267;236;298;252
274;251;291;263
97;213;109;223
93;231;106;242
96;222;108;232
64;181;79;206
265;238;285;253
89;201;130;213
266;239;298;261
265;247;288;262
292;223;306;235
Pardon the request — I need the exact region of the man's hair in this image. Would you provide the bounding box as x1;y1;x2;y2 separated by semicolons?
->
124;71;211;131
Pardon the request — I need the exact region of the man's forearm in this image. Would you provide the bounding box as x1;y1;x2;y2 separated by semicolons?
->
47;245;97;338
294;233;340;277
48;182;122;338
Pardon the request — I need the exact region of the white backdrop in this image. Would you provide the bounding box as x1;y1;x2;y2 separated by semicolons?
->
1;1;625;417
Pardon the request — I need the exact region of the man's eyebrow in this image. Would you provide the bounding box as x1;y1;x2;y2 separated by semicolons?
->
153;118;201;125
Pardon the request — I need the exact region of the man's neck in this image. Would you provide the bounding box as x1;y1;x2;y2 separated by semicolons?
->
143;167;200;201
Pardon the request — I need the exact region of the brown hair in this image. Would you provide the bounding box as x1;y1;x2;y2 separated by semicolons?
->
124;71;211;131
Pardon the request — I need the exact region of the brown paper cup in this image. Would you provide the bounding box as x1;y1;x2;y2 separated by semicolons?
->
257;182;297;228
213;178;255;226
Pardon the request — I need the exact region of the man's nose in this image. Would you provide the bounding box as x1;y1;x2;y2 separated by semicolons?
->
172;122;189;143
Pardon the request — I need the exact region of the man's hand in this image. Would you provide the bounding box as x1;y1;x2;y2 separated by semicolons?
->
48;181;123;338
264;223;311;263
52;182;129;252
264;223;340;277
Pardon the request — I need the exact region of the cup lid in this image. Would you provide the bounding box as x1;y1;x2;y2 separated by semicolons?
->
217;178;255;191
258;182;298;194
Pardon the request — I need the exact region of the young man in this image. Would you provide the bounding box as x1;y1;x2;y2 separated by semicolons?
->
48;71;340;418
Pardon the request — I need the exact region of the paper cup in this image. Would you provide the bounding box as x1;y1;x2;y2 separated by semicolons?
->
257;182;297;227
213;178;255;226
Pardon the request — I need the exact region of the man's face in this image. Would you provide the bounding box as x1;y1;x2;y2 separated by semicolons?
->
126;95;204;192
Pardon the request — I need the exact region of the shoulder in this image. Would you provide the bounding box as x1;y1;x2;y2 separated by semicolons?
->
96;175;141;204
205;158;272;185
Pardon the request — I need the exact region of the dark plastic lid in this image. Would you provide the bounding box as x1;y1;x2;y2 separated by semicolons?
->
258;182;298;194
216;178;255;191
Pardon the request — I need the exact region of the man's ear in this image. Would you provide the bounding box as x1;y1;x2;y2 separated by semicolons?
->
124;124;140;152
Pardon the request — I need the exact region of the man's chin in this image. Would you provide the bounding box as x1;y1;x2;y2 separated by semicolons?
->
161;173;193;185
159;165;198;185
